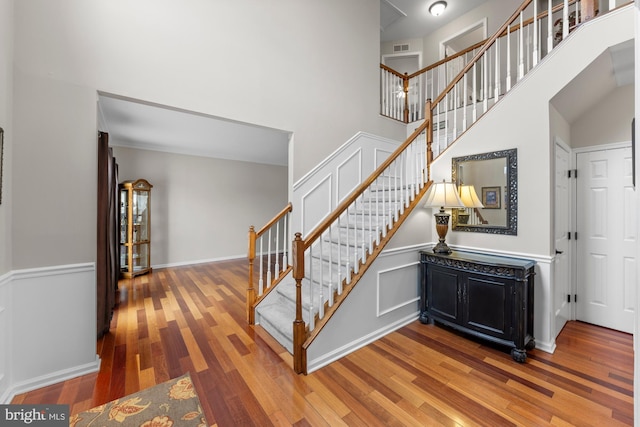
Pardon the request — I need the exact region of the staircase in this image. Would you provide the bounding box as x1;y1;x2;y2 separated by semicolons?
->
255;179;415;353
248;0;622;374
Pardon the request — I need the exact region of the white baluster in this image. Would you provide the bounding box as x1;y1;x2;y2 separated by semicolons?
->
267;229;272;287
506;24;512;91
308;246;314;331
563;0;569;41
328;223;333;307
258;236;264;296
472;62;477;122
463;72;468;131
345;204;351;280
275;219;280;277
547;0;554;52
375;177;381;245
518;12;524;80
533;0;539;66
361;194;366;261
337;213;343;295
495;39;500;100
482;53;488;113
282;214;288;269
395;160;400;221
453;83;458;140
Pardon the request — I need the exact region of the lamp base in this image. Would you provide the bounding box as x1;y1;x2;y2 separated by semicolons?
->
432;241;452;254
432;210;452;254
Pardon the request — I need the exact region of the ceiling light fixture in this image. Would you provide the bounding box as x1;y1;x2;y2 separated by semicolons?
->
429;1;447;17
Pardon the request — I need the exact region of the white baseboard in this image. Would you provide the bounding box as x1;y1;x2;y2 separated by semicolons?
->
1;356;101;404
152;254;245;269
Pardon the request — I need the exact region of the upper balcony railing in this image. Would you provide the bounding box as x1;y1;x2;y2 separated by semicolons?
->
381;0;596;155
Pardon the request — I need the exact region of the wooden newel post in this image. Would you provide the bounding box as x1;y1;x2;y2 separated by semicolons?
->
247;225;256;324
425;99;433;180
292;232;307;374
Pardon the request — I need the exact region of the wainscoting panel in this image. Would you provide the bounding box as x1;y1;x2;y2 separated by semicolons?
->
377;262;420;316
301;174;332;237
0;272;10;403
306;244;425;373
3;263;100;402
336;148;362;204
292;132;401;238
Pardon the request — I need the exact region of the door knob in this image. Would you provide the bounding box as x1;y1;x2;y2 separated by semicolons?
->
555;250;563;254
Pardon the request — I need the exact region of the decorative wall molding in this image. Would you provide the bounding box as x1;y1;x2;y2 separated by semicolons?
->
0;263;100;404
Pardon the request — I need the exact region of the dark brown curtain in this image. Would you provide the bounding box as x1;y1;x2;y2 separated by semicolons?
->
97;131;119;338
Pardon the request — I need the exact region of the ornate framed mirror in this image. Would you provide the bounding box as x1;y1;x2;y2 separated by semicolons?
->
451;149;517;235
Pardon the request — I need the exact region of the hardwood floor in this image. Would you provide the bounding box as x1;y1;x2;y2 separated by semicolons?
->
12;260;633;426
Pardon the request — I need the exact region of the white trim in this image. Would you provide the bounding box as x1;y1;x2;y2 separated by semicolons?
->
381;51;423;71
11;262;95;280
439;18;488;60
293;132;400;190
377;261;421;316
1;356;101;404
572;140;631;154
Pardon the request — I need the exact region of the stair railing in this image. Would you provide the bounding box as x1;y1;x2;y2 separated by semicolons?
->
428;0;597;158
247;202;292;324
381;0;587;127
292;109;434;373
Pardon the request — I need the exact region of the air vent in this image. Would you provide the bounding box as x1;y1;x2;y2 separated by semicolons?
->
393;44;410;52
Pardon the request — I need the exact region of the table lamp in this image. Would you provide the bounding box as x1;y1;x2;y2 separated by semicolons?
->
457;184;484;224
424;180;465;254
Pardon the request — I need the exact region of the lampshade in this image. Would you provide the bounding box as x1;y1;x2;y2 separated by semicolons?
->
458;185;484;208
424;180;465;209
429;1;447;17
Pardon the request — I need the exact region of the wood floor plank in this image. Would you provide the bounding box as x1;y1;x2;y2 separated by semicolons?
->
10;259;633;426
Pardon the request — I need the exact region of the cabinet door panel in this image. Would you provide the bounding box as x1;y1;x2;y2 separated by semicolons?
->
465;275;512;338
428;267;460;322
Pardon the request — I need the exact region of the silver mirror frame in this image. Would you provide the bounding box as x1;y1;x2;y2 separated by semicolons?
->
451;148;517;235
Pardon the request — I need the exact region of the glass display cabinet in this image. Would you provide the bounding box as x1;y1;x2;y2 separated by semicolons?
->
119;179;152;278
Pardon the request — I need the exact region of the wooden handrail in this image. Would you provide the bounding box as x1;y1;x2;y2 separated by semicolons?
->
247;202;293;324
302;117;431;249
400;0;578;82
256;203;293;237
432;0;534;107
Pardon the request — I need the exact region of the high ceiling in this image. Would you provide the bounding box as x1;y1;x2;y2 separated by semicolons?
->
380;0;489;42
100;1;634;165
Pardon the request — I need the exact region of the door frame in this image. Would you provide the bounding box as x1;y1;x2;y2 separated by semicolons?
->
554;136;575;328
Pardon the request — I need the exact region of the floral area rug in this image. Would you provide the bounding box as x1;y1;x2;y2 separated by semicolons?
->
70;373;208;427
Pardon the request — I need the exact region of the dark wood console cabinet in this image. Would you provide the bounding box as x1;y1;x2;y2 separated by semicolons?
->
419;250;535;362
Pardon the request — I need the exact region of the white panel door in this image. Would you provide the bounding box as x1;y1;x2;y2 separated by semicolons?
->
554;142;571;335
576;147;636;333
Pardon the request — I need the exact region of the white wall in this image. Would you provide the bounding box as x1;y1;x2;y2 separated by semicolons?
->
113;147;288;266
571;84;635;148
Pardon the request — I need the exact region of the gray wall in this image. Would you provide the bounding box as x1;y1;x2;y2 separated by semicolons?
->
0;0;11;276
113;147;288;265
11;0;405;270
